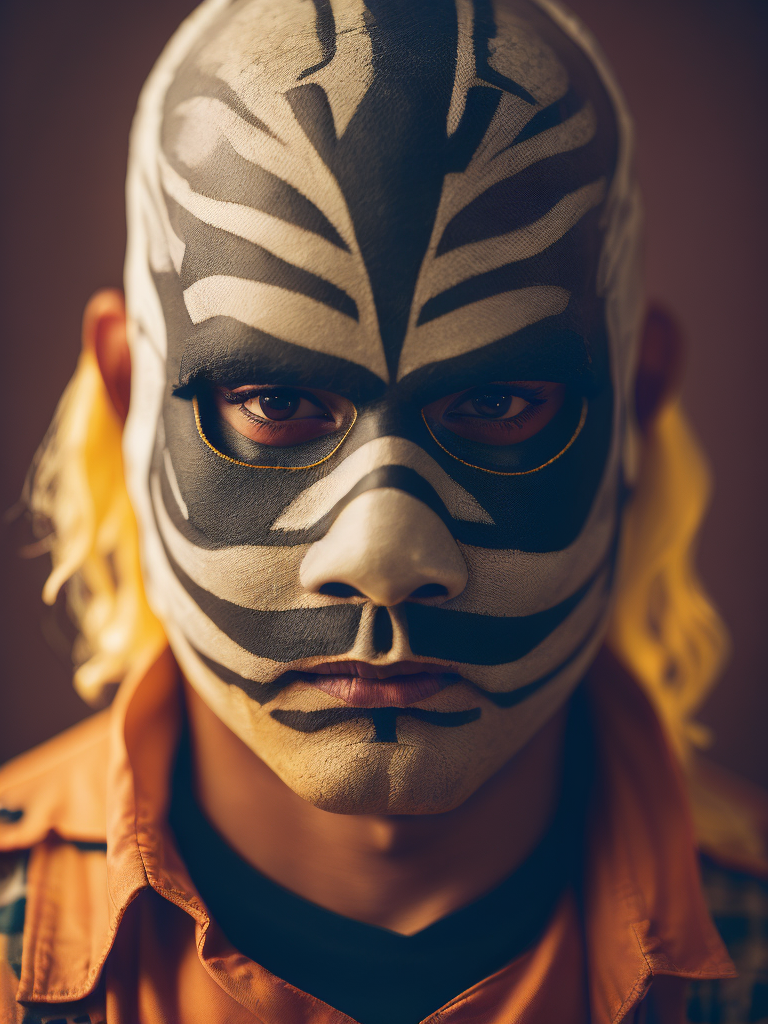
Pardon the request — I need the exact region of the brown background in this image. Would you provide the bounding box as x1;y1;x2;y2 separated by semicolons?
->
1;0;766;783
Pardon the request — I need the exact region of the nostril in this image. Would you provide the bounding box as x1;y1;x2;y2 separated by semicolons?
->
319;582;364;598
410;583;449;599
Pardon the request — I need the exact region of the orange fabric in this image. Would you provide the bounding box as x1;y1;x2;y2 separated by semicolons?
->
0;648;737;1024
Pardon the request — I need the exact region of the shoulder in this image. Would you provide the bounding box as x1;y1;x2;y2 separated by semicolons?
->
0;711;110;853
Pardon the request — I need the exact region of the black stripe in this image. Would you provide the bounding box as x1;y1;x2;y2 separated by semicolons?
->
289;0;461;375
298;0;337;80
480;602;607;708
444;87;504;174
436;147;604;255
166;200;358;320
163;135;348;250
472;0;537;105
373;606;394;653
511;87;583;148
175;316;385;402
418;207;602;326
404;560;609;665
160;535;362;661
270;706;482;743
191;647;300;705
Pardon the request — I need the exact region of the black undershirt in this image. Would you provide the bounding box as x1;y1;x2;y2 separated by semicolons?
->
168;717;590;1024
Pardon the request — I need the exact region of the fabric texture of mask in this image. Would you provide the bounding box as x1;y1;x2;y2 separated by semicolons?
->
123;0;644;813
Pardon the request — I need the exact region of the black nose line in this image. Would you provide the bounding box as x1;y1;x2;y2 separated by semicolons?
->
290;465;457;542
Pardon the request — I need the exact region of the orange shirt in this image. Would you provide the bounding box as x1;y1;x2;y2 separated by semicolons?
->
0;650;736;1023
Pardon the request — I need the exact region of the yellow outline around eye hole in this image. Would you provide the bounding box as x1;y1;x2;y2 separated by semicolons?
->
421;397;588;476
192;393;357;471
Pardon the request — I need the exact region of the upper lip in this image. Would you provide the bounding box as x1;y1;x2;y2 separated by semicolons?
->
307;660;461;679
299;661;466;707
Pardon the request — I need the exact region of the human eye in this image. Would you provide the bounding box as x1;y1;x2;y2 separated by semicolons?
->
423;381;565;446
213;384;353;447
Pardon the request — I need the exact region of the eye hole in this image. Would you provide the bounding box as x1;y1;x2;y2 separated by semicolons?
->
423;381;565;446
214;385;353;447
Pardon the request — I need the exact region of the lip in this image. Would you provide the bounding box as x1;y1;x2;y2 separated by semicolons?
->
302;661;464;707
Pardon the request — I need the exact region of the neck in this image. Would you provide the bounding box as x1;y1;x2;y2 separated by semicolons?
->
183;681;568;935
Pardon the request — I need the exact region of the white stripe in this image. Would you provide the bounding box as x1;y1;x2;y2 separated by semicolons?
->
194;94;356;250
453;483;617;617
144;526;289;680
159;155;362;303
420;179;606;302
298;0;374;137
183;275;388;381
437;103;598;228
162;448;189;520
152;474;332;611
466;565;612;692
446;0;476;136
272;436;494;531
397;285;569;380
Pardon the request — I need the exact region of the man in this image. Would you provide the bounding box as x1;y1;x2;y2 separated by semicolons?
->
1;0;766;1021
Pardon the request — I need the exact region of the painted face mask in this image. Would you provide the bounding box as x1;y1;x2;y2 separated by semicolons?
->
123;0;643;813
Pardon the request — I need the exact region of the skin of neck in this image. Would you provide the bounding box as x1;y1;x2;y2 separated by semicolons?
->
183;678;568;935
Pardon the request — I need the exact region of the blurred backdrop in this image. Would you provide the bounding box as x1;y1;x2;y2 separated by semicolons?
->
1;0;766;784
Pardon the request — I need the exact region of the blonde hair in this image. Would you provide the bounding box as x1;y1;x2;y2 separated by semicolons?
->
25;347;165;706
606;399;729;761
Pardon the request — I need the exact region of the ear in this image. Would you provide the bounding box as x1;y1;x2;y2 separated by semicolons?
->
83;288;131;425
634;303;685;432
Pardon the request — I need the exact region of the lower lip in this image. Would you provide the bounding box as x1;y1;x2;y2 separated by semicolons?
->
305;672;461;707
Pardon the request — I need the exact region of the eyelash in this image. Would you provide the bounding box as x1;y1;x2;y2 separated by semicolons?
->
219;387;271;405
220;387;329;416
447;385;548;422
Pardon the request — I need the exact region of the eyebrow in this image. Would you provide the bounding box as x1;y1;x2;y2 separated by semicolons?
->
173;319;386;404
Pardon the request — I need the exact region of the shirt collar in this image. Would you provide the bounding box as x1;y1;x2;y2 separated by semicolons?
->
0;646;735;1015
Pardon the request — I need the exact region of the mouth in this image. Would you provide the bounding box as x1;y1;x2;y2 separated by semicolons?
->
302;661;464;707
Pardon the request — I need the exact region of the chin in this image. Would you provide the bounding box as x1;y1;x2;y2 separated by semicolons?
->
270;741;482;816
249;714;522;815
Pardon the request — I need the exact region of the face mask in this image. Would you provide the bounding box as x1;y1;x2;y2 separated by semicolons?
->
123;0;642;813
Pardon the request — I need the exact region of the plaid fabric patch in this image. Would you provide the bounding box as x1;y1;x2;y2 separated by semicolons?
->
0;851;26;982
688;856;768;1023
0;851;103;1024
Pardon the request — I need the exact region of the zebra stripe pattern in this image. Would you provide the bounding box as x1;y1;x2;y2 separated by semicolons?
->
120;0;645;811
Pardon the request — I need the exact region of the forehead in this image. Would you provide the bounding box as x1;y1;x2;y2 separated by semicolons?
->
153;0;618;391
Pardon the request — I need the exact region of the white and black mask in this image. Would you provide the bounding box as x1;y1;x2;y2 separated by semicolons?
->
123;0;642;813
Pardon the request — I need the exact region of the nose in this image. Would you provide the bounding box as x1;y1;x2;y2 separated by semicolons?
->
300;489;468;607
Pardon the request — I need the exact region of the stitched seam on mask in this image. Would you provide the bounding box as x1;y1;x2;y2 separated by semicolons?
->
420;398;588;476
192;395;357;470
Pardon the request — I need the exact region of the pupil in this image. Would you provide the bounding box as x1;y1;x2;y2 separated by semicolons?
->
471;391;512;418
260;390;300;421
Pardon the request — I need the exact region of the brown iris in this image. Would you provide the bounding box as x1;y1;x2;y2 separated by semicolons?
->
258;389;302;420
213;384;353;447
